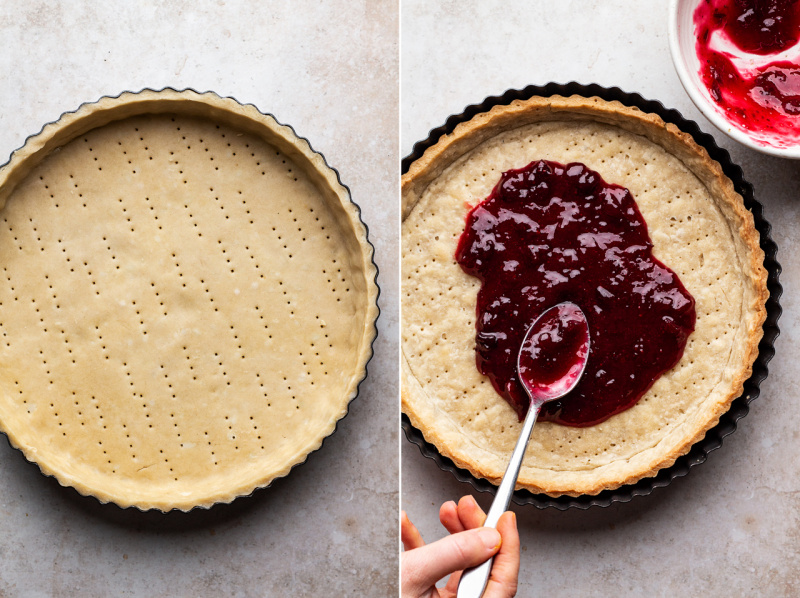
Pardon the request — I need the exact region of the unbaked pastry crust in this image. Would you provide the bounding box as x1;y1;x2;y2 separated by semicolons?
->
401;95;767;497
0;89;379;510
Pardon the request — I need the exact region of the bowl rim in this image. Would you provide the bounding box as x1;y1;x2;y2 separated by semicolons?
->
667;0;800;159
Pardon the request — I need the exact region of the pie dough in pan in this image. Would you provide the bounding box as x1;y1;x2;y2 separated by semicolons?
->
401;94;768;497
0;89;379;511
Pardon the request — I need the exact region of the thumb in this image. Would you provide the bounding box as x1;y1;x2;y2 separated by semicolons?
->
402;528;501;596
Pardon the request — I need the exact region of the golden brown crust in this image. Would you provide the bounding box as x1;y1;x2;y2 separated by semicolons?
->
0;89;378;510
401;95;767;496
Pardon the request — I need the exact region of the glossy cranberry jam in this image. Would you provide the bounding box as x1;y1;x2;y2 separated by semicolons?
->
694;0;800;145
518;303;589;403
705;0;800;55
455;160;696;427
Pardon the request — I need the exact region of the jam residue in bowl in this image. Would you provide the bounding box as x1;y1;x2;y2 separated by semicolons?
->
694;0;800;146
455;160;696;427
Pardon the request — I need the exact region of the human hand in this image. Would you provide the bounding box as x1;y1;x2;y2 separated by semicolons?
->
401;495;519;598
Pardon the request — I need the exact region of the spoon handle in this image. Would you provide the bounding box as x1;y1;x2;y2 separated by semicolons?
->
457;401;543;598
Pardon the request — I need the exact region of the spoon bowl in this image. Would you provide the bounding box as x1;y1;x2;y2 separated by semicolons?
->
457;302;590;598
517;301;591;404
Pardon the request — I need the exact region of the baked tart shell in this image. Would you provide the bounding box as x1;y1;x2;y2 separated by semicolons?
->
402;88;773;500
0;89;379;511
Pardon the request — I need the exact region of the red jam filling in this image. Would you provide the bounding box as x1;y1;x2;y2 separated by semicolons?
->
518;303;589;402
455;160;696;427
705;0;800;55
694;0;800;145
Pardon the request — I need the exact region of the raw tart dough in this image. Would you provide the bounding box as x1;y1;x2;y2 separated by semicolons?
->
402;95;768;497
0;89;379;510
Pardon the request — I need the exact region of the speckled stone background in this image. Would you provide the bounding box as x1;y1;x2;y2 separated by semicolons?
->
0;1;398;596
402;1;798;596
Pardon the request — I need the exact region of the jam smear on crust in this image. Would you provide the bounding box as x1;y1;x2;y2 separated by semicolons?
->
455;160;696;427
694;0;800;144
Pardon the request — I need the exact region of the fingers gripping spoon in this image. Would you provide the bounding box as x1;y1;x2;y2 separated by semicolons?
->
457;302;590;598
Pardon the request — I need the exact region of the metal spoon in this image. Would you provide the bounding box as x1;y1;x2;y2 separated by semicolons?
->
457;302;590;598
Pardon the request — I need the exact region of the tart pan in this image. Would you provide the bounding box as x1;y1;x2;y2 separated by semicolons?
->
0;88;379;511
401;82;781;509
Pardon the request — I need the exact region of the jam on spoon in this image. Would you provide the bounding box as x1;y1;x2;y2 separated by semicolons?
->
518;302;590;400
456;159;696;426
457;302;590;598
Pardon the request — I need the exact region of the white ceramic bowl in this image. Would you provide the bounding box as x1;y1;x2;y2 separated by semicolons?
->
668;0;800;159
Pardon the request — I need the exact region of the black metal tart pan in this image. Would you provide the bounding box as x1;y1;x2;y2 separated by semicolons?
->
401;82;782;510
0;88;381;515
